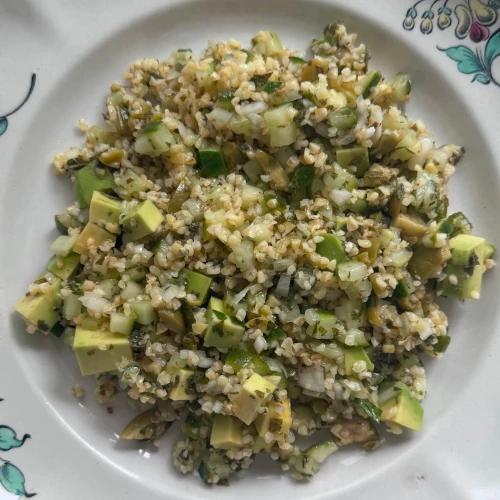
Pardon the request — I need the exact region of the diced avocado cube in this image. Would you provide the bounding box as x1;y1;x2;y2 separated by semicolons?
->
379;381;424;431
449;234;486;266
15;276;62;332
110;312;136;336
252;435;275;453
306;310;337;340
210;415;243;449
73;222;116;255
336;146;370;177
73;326;132;376
232;373;276;425
437;263;484;300
169;368;197;401
73;160;115;208
47;252;81;280
344;347;374;375
255;397;292;439
180;268;212;304
89;191;122;225
158;309;185;334
226;348;253;372
204;297;245;349
315;233;348;263
408;244;451;282
122;200;164;242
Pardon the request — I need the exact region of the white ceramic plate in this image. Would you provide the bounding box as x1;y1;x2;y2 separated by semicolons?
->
1;0;499;498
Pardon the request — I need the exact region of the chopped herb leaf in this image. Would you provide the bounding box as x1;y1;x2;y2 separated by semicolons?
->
263;81;283;93
355;398;381;423
213;310;227;321
290;165;314;189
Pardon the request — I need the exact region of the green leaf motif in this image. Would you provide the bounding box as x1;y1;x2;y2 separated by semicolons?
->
472;73;491;84
0;461;37;497
0;426;30;451
0;118;7;137
439;45;483;74
485;28;500;69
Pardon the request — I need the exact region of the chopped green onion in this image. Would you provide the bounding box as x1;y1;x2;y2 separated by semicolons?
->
242;49;254;62
289;56;306;65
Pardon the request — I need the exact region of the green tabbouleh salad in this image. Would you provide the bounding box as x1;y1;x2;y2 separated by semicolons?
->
15;23;495;484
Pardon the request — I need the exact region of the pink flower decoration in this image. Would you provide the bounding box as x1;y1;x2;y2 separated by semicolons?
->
470;20;490;42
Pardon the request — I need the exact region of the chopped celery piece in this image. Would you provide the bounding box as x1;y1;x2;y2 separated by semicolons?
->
344;347;374;375
130;299;156;325
55;213;80;235
316;233;348;263
264;103;293;128
336;146;370;177
226;348;253;372
136;121;176;157
328;107;357;130
269;123;297;147
358;70;382;98
387;73;411;102
110;312;136;335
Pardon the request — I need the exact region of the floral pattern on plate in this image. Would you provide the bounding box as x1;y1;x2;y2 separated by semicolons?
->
403;0;500;86
0;400;36;498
